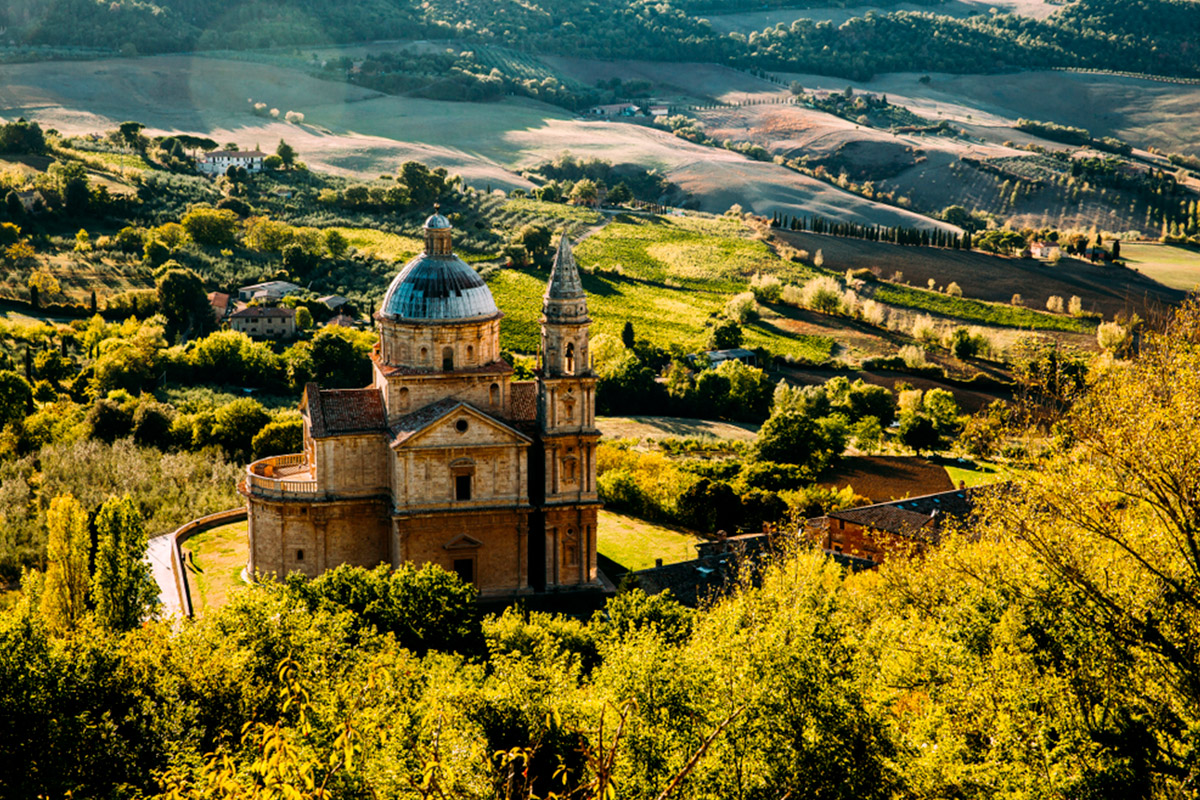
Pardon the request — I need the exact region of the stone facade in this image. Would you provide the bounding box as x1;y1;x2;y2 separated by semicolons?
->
242;213;601;597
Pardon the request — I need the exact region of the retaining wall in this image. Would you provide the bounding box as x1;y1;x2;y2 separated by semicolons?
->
168;507;247;618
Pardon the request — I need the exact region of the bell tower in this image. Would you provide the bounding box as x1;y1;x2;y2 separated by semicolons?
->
535;234;600;590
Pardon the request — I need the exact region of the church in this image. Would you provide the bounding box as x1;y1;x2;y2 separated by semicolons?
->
240;210;601;596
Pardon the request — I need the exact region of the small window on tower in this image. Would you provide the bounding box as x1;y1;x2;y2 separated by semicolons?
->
565;342;575;375
490;383;500;407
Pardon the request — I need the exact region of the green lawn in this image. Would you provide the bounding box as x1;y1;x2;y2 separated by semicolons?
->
597;509;702;572
185;521;249;615
944;460;1007;488
1121;242;1200;292
873;282;1095;332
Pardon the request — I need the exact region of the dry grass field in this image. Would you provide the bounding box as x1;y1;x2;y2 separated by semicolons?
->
818;455;955;503
597;416;759;442
0;54;960;228
776;69;1200;158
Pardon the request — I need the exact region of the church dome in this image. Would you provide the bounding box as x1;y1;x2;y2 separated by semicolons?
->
378;210;500;322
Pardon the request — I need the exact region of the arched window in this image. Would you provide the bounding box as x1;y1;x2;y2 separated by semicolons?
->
419;346;428;365
466;344;474;363
489;383;500;407
564;342;575;375
398;387;410;411
442;346;454;371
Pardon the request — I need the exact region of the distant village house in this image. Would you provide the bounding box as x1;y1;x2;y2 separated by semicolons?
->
237;280;302;303
230;306;297;339
585;103;639;118
806;488;978;564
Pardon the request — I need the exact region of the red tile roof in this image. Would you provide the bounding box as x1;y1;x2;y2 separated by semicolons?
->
231;306;295;320
371;355;513;378
304;384;386;438
510;381;537;422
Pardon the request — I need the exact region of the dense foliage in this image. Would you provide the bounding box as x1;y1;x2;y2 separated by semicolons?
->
5;301;1200;797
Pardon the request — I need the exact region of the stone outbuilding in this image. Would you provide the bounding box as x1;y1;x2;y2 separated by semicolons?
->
241;211;600;597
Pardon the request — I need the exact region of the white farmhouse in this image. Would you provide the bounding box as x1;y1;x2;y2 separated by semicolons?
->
197;149;268;176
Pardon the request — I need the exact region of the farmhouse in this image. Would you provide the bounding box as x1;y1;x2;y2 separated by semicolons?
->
806;487;978;563
237;280;301;303
705;348;757;367
240;211;601;597
585;103;639;117
197;149;268;175
230;305;296;339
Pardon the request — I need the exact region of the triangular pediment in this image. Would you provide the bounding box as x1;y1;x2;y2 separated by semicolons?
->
391;400;531;449
443;534;483;550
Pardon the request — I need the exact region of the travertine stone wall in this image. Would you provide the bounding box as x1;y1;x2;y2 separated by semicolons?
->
375;369;511;421
248;497;390;579
314;434;389;496
393;509;530;596
377;316;502;370
392;442;527;511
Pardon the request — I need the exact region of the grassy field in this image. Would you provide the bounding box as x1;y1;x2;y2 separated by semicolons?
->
1121;242;1200;292
943;459;1007;488
576;214;812;292
597;416;759;442
502;198;603;224
185;521;249;615
597;509;702;572
488;218;836;360
328;227;423;263
871;282;1095;332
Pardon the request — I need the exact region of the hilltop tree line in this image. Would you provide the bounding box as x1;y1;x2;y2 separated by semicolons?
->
6;0;1200;83
772;212;970;249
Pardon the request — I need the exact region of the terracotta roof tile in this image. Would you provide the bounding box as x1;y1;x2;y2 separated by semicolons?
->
510;381;538;421
305;385;386;438
231;306;295;319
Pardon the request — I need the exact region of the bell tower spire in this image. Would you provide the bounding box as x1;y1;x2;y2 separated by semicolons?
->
541;234;590;376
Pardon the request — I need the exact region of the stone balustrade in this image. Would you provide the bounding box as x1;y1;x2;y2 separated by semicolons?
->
245;453;319;499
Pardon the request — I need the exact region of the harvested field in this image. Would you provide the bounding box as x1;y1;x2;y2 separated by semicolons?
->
597;416;758;442
775;70;1200;158
818;455;955;503
0;54;957;229
776;230;1184;320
